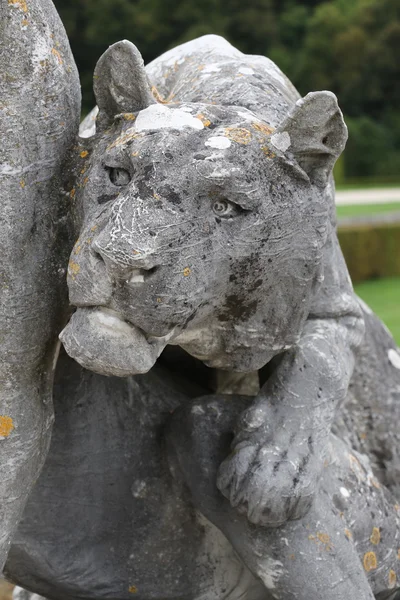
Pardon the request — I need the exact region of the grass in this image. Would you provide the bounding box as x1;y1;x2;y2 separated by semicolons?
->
354;277;400;345
336;202;400;219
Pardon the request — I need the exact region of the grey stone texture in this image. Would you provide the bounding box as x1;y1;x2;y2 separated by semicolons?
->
1;12;400;600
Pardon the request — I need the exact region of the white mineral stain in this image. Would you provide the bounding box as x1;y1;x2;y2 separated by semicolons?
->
237;110;258;122
340;487;350;498
257;558;284;590
205;136;231;150
202;63;222;73
388;348;400;370
135;104;204;131
238;66;254;75
270;132;291;152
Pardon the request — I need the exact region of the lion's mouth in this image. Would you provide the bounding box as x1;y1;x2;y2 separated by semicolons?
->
126;266;158;285
59;306;174;377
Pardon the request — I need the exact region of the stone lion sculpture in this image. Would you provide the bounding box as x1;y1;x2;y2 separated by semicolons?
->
1;1;399;599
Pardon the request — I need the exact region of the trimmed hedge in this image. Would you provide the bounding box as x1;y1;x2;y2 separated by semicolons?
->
338;221;400;283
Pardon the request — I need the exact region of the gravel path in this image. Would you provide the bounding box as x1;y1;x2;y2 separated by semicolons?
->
335;187;400;205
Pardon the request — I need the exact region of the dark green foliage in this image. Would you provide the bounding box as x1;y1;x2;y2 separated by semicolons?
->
54;0;400;180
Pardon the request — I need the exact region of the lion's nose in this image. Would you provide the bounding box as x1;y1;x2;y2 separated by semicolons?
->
91;238;156;281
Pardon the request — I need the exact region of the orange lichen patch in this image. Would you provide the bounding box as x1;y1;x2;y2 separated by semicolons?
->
128;586;138;594
80;166;87;175
151;86;168;103
252;122;275;137
370;527;381;545
344;529;353;540
70;188;76;199
90;225;98;232
395;504;400;514
349;453;366;483
363;552;377;572
80;150;89;158
196;113;211;127
68;261;80;278
122;113;136;121
261;145;276;159
225;127;252;145
389;570;397;588
19;179;25;188
107;129;142;150
156;297;163;303
0;416;14;438
369;476;381;489
51;47;62;65
131;151;139;157
132;249;140;256
8;0;28;12
317;532;332;551
153;192;161;201
82;177;89;186
183;267;191;277
73;244;81;255
21;17;28;26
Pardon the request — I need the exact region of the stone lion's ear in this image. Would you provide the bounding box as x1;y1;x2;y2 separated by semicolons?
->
275;91;347;187
94;40;156;129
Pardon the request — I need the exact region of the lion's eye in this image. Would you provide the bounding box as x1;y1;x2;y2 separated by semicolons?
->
106;167;131;186
212;198;237;218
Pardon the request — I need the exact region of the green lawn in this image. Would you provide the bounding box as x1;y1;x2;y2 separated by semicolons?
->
336;202;400;219
354;277;400;345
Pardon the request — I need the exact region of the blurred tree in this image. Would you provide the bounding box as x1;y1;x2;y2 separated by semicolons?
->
53;0;400;181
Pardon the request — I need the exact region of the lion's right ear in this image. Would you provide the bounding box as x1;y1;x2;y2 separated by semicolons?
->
94;40;156;130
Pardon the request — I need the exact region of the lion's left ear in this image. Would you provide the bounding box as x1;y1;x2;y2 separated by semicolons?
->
274;91;347;187
94;40;156;130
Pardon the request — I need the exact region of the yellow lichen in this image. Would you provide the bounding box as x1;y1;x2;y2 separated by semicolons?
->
8;0;28;13
68;261;80;278
252;122;275;137
224;127;252;145
80;150;89;158
107;129;142;150
151;86;168;104
196;113;211;127
21;18;28;26
344;529;353;540
183;267;191;277
261;145;276;159
19;179;25;188
316;532;332;551
128;586;138;594
370;527;380;545
363;552;377;572
70;188;76;199
122;113;136;121
51;47;62;65
389;570;397;588
0;416;14;438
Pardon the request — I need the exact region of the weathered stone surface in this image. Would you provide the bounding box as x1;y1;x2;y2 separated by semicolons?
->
0;0;80;571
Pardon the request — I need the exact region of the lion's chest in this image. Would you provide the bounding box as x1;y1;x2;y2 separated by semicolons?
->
8;355;263;600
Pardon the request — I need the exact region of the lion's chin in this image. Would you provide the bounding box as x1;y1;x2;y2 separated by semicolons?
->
59;307;172;377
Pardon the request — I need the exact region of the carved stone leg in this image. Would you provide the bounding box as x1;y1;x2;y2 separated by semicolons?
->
167;396;400;600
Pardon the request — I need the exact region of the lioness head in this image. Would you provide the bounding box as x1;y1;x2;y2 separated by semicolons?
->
60;40;347;376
